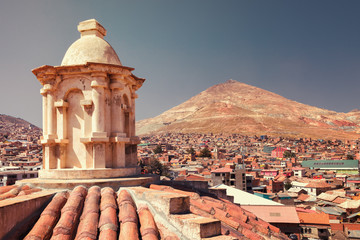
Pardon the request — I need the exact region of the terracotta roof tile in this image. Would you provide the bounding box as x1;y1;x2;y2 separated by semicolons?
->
0;185;17;194
98;187;118;240
297;193;310;202
24;191;68;240
19;184;290;240
17;188;42;196
0;186;20;200
332;197;348;204
156;221;181;240
75;186;101;240
52;185;87;239
138;205;159;240
212;207;240;230
149;184;288;239
242;228;265;240
297;212;330;225
117;189;139;240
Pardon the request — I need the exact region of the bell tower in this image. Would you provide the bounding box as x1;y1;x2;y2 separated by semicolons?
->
31;19;147;182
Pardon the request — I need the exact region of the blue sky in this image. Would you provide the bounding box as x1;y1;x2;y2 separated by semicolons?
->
1;1;360;127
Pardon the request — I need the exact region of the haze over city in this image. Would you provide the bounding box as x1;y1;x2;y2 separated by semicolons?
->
1;0;360;127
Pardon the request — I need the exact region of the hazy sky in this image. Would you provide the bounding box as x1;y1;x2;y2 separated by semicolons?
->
1;0;360;127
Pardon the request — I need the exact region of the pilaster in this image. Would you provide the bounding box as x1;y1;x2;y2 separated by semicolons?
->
91;73;108;139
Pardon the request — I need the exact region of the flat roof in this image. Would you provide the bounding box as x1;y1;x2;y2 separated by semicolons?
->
242;205;300;224
212;184;283;206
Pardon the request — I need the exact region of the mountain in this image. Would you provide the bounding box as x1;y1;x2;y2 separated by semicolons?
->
136;80;360;139
0;114;42;139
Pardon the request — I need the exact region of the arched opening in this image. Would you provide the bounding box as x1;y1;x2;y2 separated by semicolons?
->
65;89;85;168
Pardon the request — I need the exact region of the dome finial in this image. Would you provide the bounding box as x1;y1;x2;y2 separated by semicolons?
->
77;19;106;39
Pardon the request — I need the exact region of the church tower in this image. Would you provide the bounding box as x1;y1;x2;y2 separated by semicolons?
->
32;19;145;181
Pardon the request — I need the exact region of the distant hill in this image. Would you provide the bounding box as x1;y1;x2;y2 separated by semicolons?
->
136;80;360;139
0;114;42;140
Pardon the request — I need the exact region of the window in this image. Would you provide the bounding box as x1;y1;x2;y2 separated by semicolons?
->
215;173;220;177
269;212;281;217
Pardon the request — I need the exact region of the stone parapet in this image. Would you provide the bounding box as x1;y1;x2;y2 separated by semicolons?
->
128;187;224;240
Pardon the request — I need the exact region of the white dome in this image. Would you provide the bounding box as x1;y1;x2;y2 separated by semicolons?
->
61;19;122;66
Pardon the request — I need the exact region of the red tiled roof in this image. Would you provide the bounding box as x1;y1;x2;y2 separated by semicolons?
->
185;174;207;181
297;193;311;202
0;184;42;200
24;186;161;240
211;167;233;173
149;184;288;240
297;212;330;225
305;181;331;188
332;197;347;204
242;205;300;224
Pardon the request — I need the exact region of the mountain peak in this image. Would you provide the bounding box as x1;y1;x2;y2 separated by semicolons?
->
136;81;360;139
225;79;238;84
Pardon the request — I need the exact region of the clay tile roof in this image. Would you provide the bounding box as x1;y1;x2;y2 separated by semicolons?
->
0;184;43;201
211;167;233;173
305;181;331;188
297;193;311;202
150;184;289;239
330;196;347;204
17;184;290;240
297;212;330;225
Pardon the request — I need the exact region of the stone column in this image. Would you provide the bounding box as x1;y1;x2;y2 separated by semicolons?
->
110;75;124;135
130;90;138;137
55;100;69;139
47;90;56;139
55;100;69;169
40;89;48;137
90;73;108;169
110;75;126;168
91;73;107;138
40;84;57;170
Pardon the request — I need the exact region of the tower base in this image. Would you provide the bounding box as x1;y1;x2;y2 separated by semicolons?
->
17;174;160;190
38;167;141;179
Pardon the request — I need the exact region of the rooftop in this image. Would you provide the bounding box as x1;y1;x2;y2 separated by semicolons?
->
0;184;289;240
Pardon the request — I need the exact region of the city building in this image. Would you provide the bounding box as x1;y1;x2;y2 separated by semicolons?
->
211;163;246;191
301;159;359;174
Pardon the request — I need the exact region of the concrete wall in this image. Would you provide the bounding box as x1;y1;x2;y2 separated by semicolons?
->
160;180;209;193
0;190;59;239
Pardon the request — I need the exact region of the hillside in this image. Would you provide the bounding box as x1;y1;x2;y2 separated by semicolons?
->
136;80;360;139
0;114;42;140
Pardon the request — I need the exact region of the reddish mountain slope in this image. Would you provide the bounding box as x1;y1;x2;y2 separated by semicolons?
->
136;80;360;139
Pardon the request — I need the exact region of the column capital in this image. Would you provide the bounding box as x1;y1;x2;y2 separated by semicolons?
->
40;84;54;95
110;82;124;90
54;100;69;108
80;99;93;106
110;73;124;81
91;72;107;79
91;80;107;88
